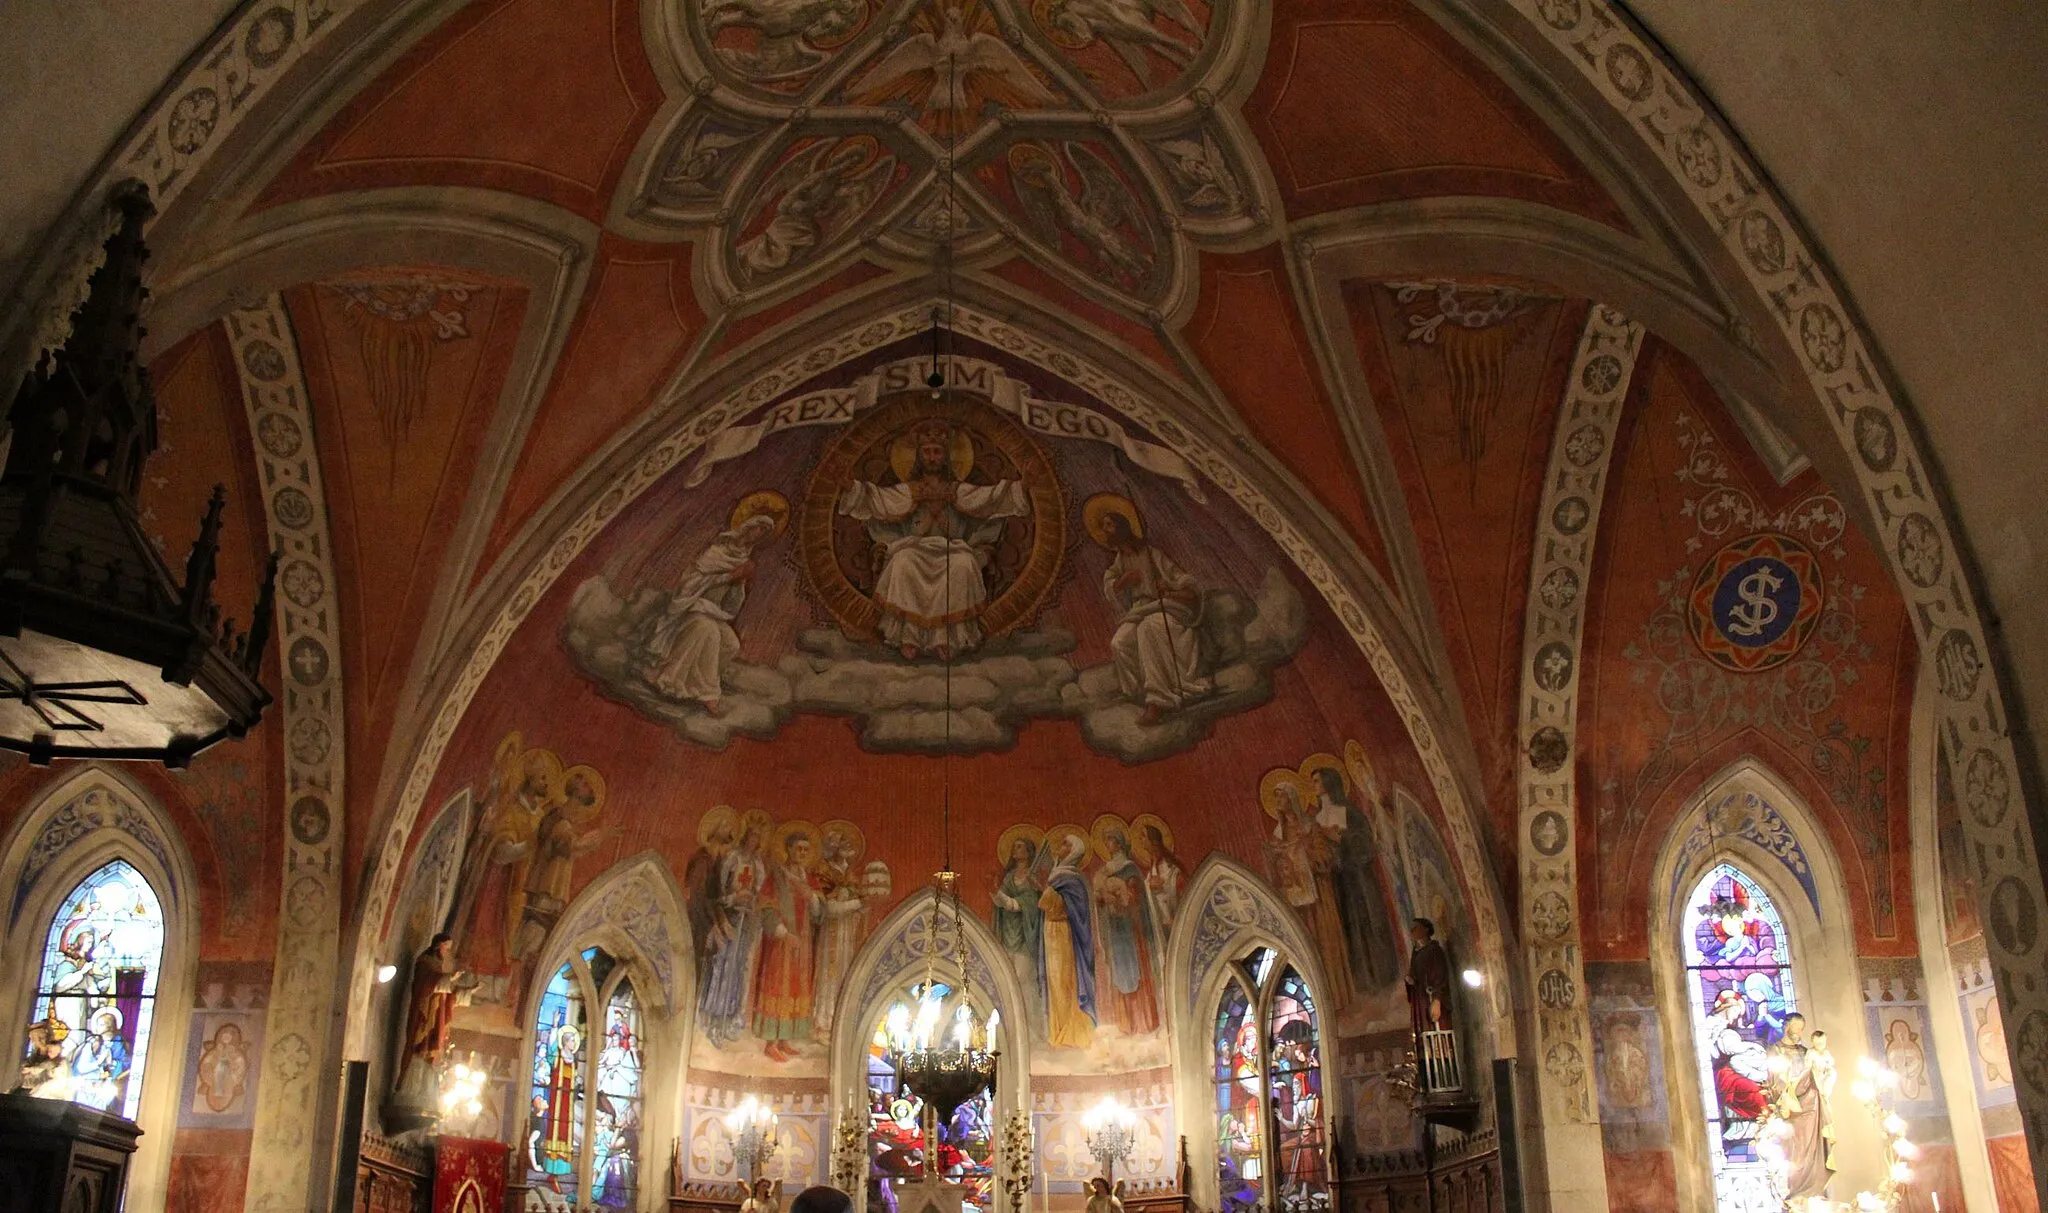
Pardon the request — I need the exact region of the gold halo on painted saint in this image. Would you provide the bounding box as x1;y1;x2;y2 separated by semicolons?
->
889;421;976;483
772;819;822;864
997;823;1045;867
1131;813;1174;859
698;805;739;848
1259;767;1313;820
738;808;774;846
1298;752;1345;799
1042;822;1089;865
560;764;607;822
729;490;791;538
821;818;865;860
1091;814;1136;861
1343;739;1381;804
1082;492;1143;548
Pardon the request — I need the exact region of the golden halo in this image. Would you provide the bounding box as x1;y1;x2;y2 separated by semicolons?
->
1298;752;1345;799
997;824;1045;866
519;747;566;798
730;490;791;538
1082;492;1143;547
1042;822;1089;865
821;818;865;860
1259;767;1312;821
1343;739;1381;803
560;764;607;823
1131;813;1174;859
698;805;739;848
1007;142;1060;181
772;819;822;864
494;731;525;769
738;808;774;845
888;423;976;483
1091;813;1134;862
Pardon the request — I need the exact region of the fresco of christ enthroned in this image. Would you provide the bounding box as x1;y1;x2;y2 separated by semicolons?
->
809;399;1064;659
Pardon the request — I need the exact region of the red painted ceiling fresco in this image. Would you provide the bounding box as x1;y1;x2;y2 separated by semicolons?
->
477;238;705;578
410;338;1470;1066
257;0;662;220
288;275;528;892
1245;0;1629;229
1346;279;1587;899
1188;247;1395;587
1575;341;1918;959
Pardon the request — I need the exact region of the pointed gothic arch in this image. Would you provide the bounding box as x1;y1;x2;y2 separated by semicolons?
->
514;852;692;1212
1648;757;1882;1211
1164;857;1332;1213
0;764;202;1213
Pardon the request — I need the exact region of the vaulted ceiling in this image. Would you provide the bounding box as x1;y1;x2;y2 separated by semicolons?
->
0;0;2031;1115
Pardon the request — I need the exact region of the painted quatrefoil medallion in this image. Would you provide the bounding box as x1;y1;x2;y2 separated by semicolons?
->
620;0;1276;314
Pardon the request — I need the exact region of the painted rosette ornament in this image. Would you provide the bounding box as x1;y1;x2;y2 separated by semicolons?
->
1688;533;1824;672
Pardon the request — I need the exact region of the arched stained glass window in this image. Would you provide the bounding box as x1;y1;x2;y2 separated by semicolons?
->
1213;980;1261;1213
1267;969;1328;1212
1211;949;1330;1213
1682;864;1797;1213
527;948;644;1211
594;981;644;1209
867;981;995;1213
20;860;165;1121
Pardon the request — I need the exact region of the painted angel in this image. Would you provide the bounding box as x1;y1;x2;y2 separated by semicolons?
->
1011;143;1153;290
847;4;1058;114
1041;0;1203;85
738;140;892;280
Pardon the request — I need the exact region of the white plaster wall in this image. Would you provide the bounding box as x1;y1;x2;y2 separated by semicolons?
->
0;1;241;298
1629;0;2048;791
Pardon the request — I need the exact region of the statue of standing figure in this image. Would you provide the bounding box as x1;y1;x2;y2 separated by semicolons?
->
1767;1014;1837;1205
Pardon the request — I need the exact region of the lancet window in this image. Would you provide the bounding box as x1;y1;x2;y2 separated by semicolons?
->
1213;947;1330;1213
20;859;165;1121
1682;863;1798;1213
526;947;644;1211
867;979;996;1212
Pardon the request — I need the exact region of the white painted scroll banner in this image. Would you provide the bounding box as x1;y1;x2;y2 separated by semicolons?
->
683;356;1207;502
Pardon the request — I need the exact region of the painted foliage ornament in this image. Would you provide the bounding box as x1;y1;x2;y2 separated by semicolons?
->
1688;533;1823;673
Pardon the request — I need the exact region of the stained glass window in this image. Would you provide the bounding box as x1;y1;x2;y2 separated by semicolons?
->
1213;980;1262;1213
1212;949;1327;1213
527;948;644;1212
592;981;643;1209
1268;969;1329;1213
1682;864;1797;1213
20;860;164;1121
867;981;995;1213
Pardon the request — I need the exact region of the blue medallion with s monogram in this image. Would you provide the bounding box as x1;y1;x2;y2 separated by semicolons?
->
1688;534;1824;673
1710;555;1802;649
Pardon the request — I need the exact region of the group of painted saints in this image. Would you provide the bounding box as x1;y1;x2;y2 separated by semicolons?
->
686;808;892;1057
1262;759;1403;1008
629;419;1219;726
446;735;612;965
991;815;1188;1049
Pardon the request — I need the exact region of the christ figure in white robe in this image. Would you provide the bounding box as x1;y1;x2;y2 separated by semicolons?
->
1097;507;1212;724
836;423;1028;659
639;511;778;711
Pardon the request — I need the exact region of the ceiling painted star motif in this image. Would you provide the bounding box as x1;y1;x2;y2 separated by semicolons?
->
620;0;1277;315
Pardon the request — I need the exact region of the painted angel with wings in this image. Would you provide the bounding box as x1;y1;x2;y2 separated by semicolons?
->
737;137;894;280
1039;0;1204;86
847;2;1059;116
1009;142;1155;291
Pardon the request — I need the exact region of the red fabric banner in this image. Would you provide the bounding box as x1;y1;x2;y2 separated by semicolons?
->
434;1136;507;1213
